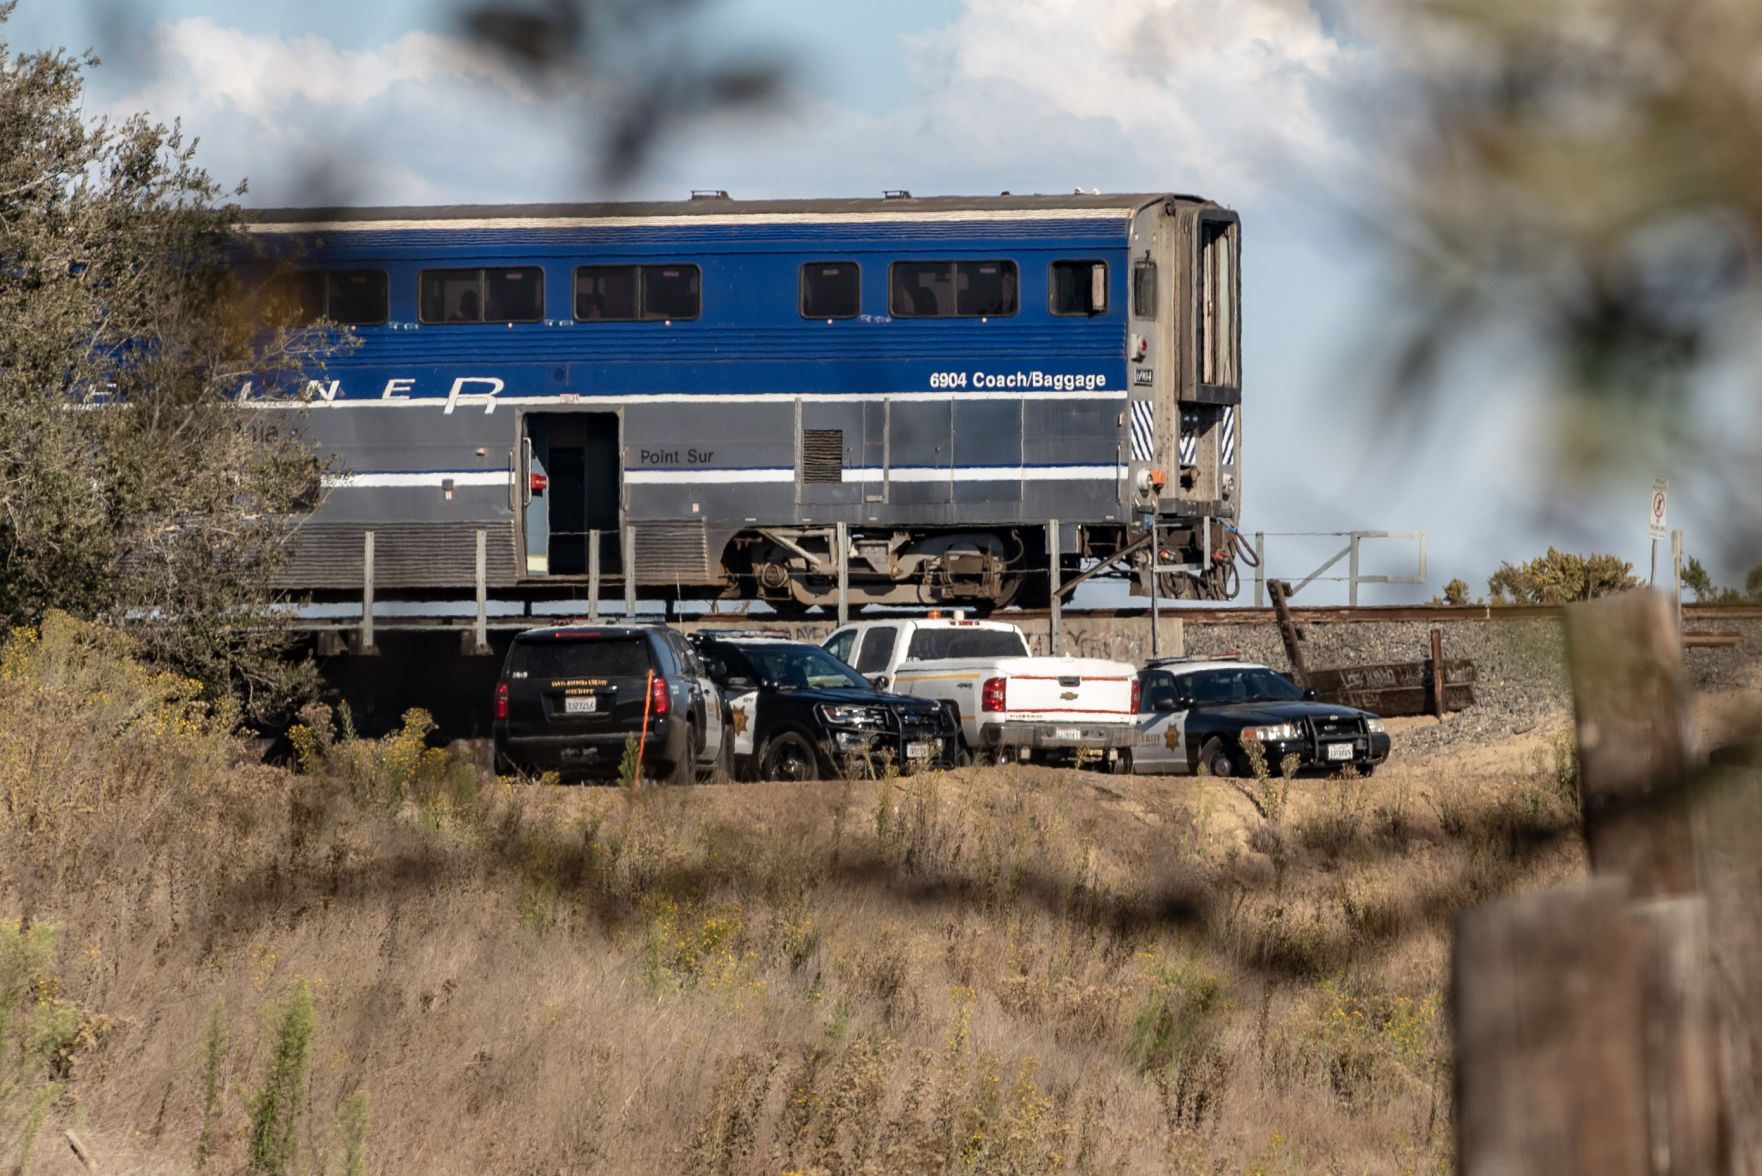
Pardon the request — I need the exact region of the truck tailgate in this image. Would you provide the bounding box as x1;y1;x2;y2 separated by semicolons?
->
995;658;1135;723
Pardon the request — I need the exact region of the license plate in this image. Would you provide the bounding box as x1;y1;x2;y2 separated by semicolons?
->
564;695;597;715
1054;728;1083;741
906;741;935;759
1325;742;1353;761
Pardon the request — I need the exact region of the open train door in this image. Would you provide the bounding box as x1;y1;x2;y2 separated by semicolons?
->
520;411;622;577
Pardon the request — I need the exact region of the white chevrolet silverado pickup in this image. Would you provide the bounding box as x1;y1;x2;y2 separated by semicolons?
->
822;617;1139;767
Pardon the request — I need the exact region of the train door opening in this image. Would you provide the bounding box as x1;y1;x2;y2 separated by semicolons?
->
522;412;621;576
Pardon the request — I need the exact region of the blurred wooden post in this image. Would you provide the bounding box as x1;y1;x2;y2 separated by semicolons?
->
1456;883;1728;1176
1564;591;1697;898
1430;627;1445;720
1456;878;1651;1176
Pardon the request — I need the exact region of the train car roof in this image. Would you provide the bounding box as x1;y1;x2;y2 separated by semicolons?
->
244;191;1229;230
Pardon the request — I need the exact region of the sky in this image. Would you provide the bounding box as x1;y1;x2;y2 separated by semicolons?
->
7;0;1753;604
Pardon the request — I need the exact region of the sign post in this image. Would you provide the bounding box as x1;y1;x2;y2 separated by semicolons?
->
1648;477;1669;585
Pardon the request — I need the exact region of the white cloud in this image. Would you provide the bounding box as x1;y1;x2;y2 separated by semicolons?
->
99;3;1374;209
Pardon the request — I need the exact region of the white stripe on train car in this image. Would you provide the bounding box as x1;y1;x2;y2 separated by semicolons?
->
248;389;1131;408
322;465;1126;489
247;208;1136;235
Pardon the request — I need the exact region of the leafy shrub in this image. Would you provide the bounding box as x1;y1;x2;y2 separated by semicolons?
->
1485;548;1637;603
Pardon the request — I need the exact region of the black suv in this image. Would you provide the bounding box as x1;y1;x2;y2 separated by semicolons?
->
690;634;957;781
493;624;731;782
1125;659;1391;777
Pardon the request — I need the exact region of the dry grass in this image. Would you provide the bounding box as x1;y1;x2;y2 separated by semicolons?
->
0;614;1592;1174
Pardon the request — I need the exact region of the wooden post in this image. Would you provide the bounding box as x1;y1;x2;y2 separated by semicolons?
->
623;525;636;617
471;529;489;654
835;521;849;626
587;529;600;621
1564;591;1698;899
1253;531;1265;607
1267;579;1308;688
360;530;375;654
1430;626;1445;720
1456;881;1728;1176
1048;519;1062;656
1671;529;1683;632
1456;878;1652;1176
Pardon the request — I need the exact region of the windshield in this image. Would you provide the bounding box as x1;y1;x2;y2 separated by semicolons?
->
905;628;1031;660
1183;667;1303;705
724;643;870;691
510;634;649;679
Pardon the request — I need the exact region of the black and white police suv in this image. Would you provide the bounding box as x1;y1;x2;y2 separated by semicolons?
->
690;632;958;781
1123;658;1391;777
493;624;732;782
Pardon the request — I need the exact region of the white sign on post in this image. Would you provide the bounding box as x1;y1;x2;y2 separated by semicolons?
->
1648;476;1669;542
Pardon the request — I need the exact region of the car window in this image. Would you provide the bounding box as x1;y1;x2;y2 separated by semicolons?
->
853;628;896;673
509;635;651;679
735;644;869;690
1185;667;1304;705
824;628;856;664
904;629;1030;660
1140;672;1180;713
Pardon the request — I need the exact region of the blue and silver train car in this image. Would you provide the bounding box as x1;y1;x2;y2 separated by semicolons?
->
243;192;1242;611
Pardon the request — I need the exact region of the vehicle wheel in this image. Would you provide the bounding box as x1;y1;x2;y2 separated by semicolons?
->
667;723;700;787
759;729;821;782
1199;738;1237;779
1111;748;1134;775
1357;763;1378;778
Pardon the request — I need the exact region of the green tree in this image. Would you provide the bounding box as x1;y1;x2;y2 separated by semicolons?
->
0;7;324;720
1486;548;1639;604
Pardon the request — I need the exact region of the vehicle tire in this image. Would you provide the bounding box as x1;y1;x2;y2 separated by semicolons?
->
1199;738;1237;779
667;723;700;787
1357;763;1378;778
759;729;822;782
1111;747;1134;775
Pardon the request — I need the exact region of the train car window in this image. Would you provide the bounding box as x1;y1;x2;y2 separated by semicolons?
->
891;261;953;317
1133;261;1157;319
1199;220;1239;387
575;266;638;320
890;261;1017;318
261;272;324;327
800;261;860;319
324;270;389;325
641;264;700;320
1050;260;1107;316
419;267;543;323
260;269;387;327
484;268;544;322
956;261;1017;316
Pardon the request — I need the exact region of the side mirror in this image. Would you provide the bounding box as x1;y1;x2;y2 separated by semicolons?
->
1303;687;1319;700
867;674;890;691
1153;697;1177;712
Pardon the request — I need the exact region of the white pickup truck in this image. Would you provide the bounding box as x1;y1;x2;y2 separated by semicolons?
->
822;617;1139;767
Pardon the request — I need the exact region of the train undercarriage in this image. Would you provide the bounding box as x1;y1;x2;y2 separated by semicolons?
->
717;523;1239;613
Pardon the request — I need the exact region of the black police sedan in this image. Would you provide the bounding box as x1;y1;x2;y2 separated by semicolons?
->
1125;659;1390;777
690;634;957;781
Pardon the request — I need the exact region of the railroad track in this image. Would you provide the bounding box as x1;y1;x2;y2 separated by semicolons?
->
288;601;1762;632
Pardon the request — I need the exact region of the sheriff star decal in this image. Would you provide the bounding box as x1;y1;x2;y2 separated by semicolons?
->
1164;727;1182;750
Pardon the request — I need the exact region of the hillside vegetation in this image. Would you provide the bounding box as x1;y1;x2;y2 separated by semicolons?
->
0;614;1590;1175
